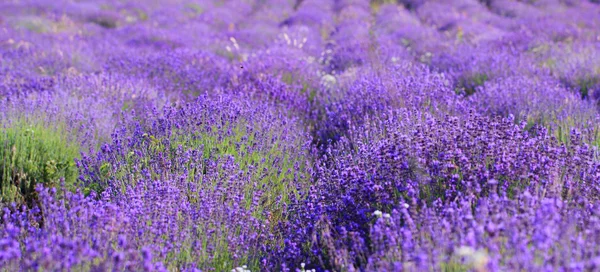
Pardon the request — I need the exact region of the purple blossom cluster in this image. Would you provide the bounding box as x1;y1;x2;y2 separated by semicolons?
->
2;0;600;271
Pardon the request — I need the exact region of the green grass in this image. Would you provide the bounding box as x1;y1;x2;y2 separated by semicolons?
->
185;3;205;15
440;262;470;272
0;119;81;205
370;0;400;13
574;76;598;100
16;16;51;33
96;119;304;213
458;73;489;96
170;121;304;215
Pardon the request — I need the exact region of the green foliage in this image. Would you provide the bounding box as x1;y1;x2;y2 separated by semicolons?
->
185;3;205;15
92;115;307;215
440;262;470;272
173;120;302;208
370;0;399;13
15;16;51;33
575;76;598;99
0;119;81;204
459;73;489;96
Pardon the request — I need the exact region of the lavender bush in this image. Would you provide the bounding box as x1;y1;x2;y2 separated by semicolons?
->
2;0;600;271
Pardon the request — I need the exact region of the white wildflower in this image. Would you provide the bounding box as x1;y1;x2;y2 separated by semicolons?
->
320;74;336;89
456;246;489;272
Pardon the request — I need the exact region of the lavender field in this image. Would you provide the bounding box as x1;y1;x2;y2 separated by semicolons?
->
1;0;600;271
